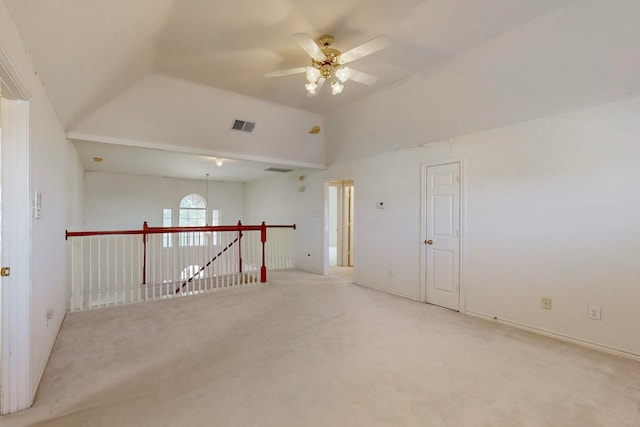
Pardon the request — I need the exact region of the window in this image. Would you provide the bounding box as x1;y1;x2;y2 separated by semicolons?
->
179;194;206;246
163;208;172;247
179;194;207;225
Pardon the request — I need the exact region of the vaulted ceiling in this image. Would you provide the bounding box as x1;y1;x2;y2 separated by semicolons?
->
5;0;640;181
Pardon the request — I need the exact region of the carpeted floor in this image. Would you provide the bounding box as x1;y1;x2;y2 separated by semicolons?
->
3;269;639;426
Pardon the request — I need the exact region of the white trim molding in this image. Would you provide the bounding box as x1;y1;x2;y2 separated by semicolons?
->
466;310;640;362
0;43;30;100
1;97;32;414
1;34;33;415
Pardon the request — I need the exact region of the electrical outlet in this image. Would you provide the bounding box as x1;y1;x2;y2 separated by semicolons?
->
541;297;552;310
588;305;602;320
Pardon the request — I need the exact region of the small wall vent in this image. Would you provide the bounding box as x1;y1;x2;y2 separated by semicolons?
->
231;119;256;133
265;167;293;173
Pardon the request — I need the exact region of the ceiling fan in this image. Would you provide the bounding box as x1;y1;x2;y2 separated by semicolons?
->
264;33;390;96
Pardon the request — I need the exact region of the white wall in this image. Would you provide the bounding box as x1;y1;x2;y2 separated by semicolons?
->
0;2;85;399
455;98;640;356
244;170;324;274
84;172;244;230
246;96;640;357
30;116;85;395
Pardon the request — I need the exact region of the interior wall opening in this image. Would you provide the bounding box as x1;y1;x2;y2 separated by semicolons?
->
328;179;354;279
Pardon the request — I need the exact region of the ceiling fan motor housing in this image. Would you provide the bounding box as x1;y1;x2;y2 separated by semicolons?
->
311;35;342;79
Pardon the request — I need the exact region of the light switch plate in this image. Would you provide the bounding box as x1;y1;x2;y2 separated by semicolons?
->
588;305;601;320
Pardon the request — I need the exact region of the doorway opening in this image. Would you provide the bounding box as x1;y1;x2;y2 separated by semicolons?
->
327;179;354;281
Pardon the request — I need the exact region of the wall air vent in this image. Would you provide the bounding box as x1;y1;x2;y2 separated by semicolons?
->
265;167;293;173
231;119;256;133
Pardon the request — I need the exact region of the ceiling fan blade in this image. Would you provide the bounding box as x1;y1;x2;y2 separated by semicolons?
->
263;67;308;78
292;33;326;62
339;35;391;64
307;78;326;97
348;69;379;85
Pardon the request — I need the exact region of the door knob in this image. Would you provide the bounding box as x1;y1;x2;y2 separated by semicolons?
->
425;240;433;245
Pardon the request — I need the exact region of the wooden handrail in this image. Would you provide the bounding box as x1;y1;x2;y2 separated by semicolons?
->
66;221;296;285
65;223;295;239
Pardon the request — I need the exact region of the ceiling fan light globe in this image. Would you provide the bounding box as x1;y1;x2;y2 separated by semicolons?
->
306;67;321;83
331;80;344;95
305;81;318;94
335;66;350;83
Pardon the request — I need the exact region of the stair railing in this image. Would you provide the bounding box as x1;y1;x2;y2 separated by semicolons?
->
66;221;296;311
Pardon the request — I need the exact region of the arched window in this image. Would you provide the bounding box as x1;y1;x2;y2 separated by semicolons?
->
179;193;207;226
179;194;206;246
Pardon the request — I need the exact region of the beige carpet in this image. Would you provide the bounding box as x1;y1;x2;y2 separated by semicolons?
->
3;269;639;426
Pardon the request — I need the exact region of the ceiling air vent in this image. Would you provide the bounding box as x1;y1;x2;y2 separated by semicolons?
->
265;167;293;173
231;119;256;133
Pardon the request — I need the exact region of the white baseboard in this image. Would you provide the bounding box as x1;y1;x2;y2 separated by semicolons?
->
465;310;640;362
353;280;422;302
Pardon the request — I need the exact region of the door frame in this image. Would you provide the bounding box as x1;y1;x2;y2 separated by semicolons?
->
323;176;356;276
335;179;354;267
1;42;33;414
327;183;341;268
420;158;466;312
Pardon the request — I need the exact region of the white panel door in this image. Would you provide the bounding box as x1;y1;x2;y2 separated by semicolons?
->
425;163;460;310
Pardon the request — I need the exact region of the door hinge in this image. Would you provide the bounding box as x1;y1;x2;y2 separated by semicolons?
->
1;267;10;277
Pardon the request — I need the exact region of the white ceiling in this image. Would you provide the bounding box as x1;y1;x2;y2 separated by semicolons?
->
6;0;572;126
4;0;639;181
